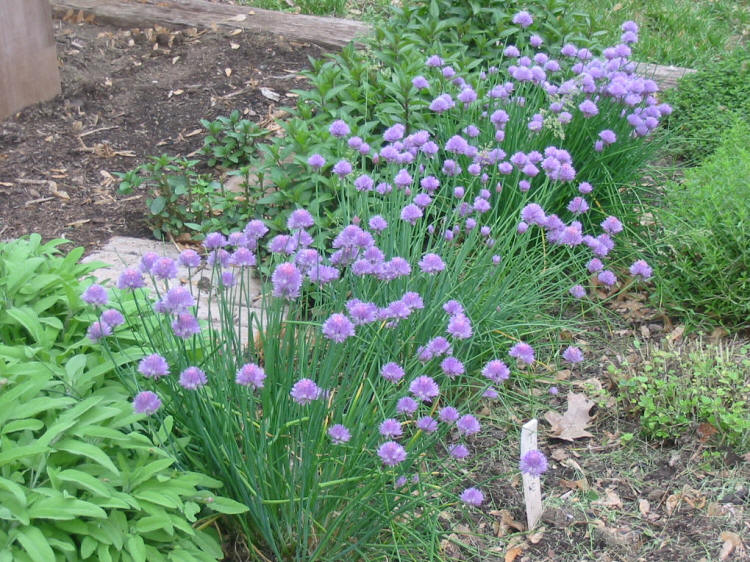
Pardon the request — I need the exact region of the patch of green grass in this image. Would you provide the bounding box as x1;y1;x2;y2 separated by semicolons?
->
613;339;750;451
651;119;750;328
236;0;394;20
568;0;750;67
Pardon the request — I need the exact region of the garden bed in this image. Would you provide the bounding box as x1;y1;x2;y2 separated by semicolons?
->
0;18;319;250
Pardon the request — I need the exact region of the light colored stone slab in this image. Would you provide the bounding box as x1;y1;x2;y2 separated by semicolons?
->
521;419;543;531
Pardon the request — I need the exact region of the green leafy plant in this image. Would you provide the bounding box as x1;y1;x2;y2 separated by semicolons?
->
615;340;750;451
200;110;269;169
116;155;256;240
652;119;750;328
661;46;750;164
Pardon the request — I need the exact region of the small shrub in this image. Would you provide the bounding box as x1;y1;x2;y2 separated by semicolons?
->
615;339;750;451
653;119;750;328
200;110;268;169
661;46;750;164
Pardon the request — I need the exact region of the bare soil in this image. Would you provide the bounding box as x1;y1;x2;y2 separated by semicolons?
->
0;17;320;251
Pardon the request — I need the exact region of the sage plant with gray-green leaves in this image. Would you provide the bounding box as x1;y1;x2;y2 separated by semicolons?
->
87;14;660;559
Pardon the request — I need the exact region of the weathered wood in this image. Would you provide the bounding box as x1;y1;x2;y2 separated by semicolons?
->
49;0;371;49
521;419;543;531
0;0;62;120
634;62;696;90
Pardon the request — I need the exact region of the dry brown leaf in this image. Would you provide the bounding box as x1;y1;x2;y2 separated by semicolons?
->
550;447;568;462
719;531;743;560
504;544;526;562
592;488;623;509
545;392;595;441
528;528;545;544
638;499;650;516
667;324;685;343
560;478;589;491
260;87;281;101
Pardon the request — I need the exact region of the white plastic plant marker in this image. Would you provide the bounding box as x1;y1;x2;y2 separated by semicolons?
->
521;418;543;530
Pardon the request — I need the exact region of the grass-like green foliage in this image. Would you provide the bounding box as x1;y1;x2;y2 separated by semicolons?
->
567;0;750;67
653;120;750;328
661;46;750;164
0;236;241;561
237;0;392;19
615;339;750;451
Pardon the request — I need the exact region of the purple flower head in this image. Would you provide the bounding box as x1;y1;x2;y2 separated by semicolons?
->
394;169;412;188
219;270;234;287
236;363;266;389
82;284;108;306
456;414;481;436
520;449;548;476
230;247;256;268
152;257;178;280
100;309;124;328
156;286;195;314
287;209;315;230
587;258;604;273
203;232;227;250
133;391;161;415
442;66;456;78
562;346;584;364
578;99;599;117
384;123;405;142
207;249;230;268
178;249;202;268
400;204;423;225
172;313;200;338
328;424;351;444
530;34;543;47
272;262;303;300
322;313;355;343
381;362;405;383
397;396;419;416
509;342;535;365
419;253;445;274
329;119;350;138
440;356;465;379
570;284;587;299
244;219;269;242
409;375;439;402
429;94;455;113
425;336;452;359
439;406;460;423
601;216;623;235
413;193;432;209
333;160;353;177
578;182;593;194
368;215;388;233
598;270;618;287
426;54;443;67
117;268;145;290
521;203;546;226
138;252;159;273
379;418;403;438
482;360;510;383
629;259;653;280
179;366;207;390
412;75;429;89
447;314;472;340
567;196;589;214
347;300;379;325
599;129;617;145
442;300;464;316
290;378;321;405
483;387;499;399
378;441;407;466
512;10;533;27
457;87;477;105
87;321;112;343
353;174;374;192
348;136;363;150
622;20;638;33
416;416;438;433
449;444;470;459
401;291;424;311
139;354;169;379
504;45;520;57
308;153;326;169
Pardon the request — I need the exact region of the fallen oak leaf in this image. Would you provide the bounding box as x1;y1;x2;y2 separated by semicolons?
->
720;531;743;560
545;392;595;441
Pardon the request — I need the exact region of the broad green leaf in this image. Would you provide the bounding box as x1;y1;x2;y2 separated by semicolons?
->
2;418;44;434
203;496;249;514
126;535;147;562
55;469;112;498
133;489;180;509
13;526;55;562
28;495;107;520
4;307;47;344
135;514;174;535
53;439;120;476
129;458;175;489
0;443;48;467
81;536;98;559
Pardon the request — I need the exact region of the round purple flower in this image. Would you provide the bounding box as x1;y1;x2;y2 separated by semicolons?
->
379;418;403;438
442;300;464;316
587;258;604;273
530;34;543;48
601;216;623;235
629;259;653;281
354;174;375;192
272;262;303;300
368;215;388;233
578;99;599;118
400;204;423;225
440;357;465;378
236;363;266;389
378;441;407;466
578;182;593;194
139;354;169;379
117;268;145;290
230;247;256;268
598;270;618;287
322;313;355;343
416;416;438;433
570;284;587;299
409;375;439;402
156;286;195;314
447;314;472;340
100;309;124;328
332;159;353;177
418;253;445;274
426;54;443;67
509;342;535;365
329;119;350;138
449;444;470;459
460;487;483;506
290;378;321;405
567;196;589;214
287;209;315;230
87;321;112;343
151;257;178;280
82;284;108;306
456;414;480;436
383;123;405;142
179;366;207;390
308;153;326;169
172;313;200;338
178;249;202;268
512;10;533;27
203;232;227;250
396;396;418;416
482;360;510;383
412;75;429;89
381;362;405;382
562;346;584;364
439;406;460;423
519;449;548;476
133;391;161;415
328;424;351;444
